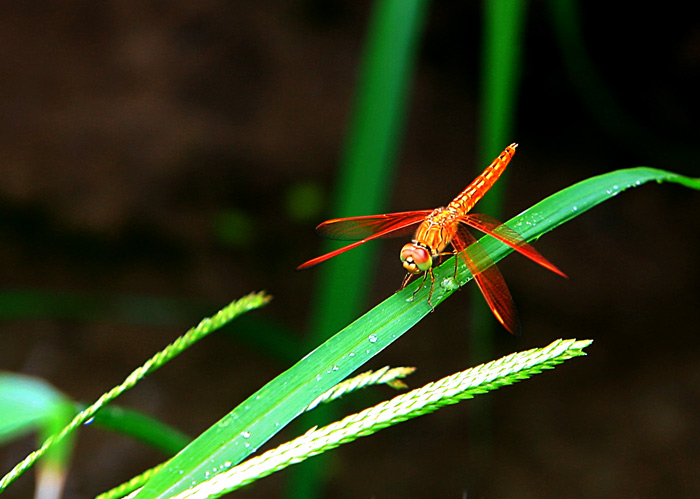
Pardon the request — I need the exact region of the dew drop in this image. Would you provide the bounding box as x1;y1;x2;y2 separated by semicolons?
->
241;431;251;439
441;278;458;291
368;334;378;343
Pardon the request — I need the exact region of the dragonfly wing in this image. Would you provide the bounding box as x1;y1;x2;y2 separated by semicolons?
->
452;227;521;335
460;213;567;278
297;239;379;270
316;210;434;240
297;211;431;271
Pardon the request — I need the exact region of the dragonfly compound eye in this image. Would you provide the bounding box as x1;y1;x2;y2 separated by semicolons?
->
400;243;432;274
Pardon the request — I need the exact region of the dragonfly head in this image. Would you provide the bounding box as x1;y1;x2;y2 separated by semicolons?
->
400;243;433;274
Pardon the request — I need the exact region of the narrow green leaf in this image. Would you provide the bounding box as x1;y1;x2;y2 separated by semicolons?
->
88;404;190;456
132;167;700;499
298;2;428;494
474;0;527;386
0;292;271;493
152;339;592;499
97;367;415;499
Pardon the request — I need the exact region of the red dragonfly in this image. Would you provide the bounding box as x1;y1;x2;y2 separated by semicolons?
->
297;143;566;335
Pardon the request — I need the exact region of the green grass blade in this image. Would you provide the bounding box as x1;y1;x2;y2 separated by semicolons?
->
130;167;699;499
143;339;591;499
97;367;415;499
0;292;271;493
479;0;526;201
308;0;429;340
473;0;528;460
297;0;429;495
87;404;191;456
474;0;527;375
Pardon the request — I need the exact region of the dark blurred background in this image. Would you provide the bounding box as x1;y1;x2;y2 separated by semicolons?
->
1;1;698;497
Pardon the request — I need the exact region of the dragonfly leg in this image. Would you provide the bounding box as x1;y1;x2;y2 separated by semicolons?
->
399;273;419;302
425;270;436;311
401;271;435;311
400;273;414;290
412;272;427;299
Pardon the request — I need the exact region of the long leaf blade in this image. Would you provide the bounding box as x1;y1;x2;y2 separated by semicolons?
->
155;339;591;499
133;167;700;498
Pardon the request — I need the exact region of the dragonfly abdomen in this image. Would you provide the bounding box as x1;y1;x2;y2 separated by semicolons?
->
448;143;517;215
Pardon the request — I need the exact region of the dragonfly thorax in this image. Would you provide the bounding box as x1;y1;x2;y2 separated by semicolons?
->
400;242;433;274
